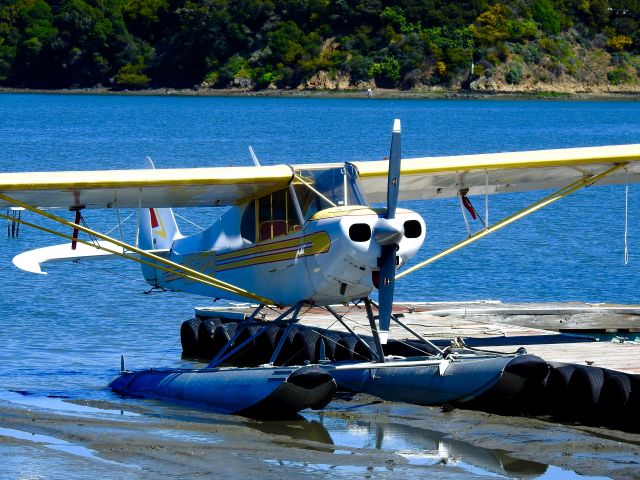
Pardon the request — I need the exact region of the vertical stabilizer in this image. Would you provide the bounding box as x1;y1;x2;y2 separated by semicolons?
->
138;207;182;250
138;158;183;285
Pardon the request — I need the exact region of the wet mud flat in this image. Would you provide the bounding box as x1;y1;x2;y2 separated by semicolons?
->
1;391;639;479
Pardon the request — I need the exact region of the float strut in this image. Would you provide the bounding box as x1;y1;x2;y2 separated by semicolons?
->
71;210;82;250
363;298;385;363
6;209;21;238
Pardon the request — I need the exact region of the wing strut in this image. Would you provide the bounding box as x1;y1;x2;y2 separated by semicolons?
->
397;162;627;280
0;193;277;305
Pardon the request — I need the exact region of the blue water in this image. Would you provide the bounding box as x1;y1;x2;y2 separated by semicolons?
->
1;94;640;385
1;94;639;376
0;94;637;478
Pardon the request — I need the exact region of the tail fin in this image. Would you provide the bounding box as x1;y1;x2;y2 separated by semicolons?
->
138;158;183;286
138;207;182;250
138;157;182;250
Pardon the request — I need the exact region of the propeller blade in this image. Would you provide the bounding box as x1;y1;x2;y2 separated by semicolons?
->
377;119;402;343
377;244;397;344
386;119;401;220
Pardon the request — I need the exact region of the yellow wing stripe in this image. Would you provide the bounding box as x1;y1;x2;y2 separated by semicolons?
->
352;144;640;177
0;165;293;190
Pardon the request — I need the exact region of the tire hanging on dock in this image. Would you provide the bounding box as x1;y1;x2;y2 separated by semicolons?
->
250;325;281;366
315;329;344;361
180;318;202;358
567;365;605;420
208;322;240;359
288;328;323;365
334;335;376;362
598;373;632;426
271;325;301;366
195;318;224;359
231;325;270;366
545;363;576;418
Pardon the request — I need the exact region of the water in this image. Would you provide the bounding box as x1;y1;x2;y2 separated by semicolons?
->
1;94;639;478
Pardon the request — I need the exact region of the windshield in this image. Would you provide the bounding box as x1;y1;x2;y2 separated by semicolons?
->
293;165;367;221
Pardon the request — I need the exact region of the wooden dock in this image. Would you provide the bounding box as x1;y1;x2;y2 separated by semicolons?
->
196;301;640;374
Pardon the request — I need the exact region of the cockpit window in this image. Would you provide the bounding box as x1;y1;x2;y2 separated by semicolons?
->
243;166;368;242
293;165;367;221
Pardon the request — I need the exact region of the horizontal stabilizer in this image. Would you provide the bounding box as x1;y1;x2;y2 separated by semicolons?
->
12;241;167;275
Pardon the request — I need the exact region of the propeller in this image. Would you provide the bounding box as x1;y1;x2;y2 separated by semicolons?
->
375;119;403;344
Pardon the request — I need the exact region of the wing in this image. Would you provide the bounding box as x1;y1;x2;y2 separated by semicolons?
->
351;144;640;203
0;165;293;209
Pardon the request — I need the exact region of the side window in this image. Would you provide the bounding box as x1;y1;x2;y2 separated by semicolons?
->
257;188;301;242
240;201;256;243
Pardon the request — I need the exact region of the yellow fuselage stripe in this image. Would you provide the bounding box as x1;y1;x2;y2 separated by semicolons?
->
214;232;331;271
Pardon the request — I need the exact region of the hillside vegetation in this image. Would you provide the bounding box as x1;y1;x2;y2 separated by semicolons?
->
1;0;639;93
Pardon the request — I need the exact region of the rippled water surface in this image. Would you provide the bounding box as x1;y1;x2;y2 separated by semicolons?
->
1;93;640;394
0;94;638;478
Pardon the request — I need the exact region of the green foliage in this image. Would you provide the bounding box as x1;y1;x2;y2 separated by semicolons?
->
531;0;562;34
380;6;406;31
113;58;150;89
345;54;373;84
608;66;634;84
473;4;512;46
267;21;307;65
368;56;401;87
218;54;252;86
505;62;523;84
0;0;640;91
508;18;538;40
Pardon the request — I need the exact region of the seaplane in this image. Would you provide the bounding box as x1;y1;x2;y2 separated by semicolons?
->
2;120;640;416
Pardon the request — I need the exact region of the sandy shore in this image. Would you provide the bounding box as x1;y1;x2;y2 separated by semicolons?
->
1;391;639;479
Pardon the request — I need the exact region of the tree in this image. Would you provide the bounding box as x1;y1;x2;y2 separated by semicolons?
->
531;0;562;34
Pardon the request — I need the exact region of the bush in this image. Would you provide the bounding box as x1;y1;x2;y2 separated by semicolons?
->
346;55;373;84
368;56;400;87
606;35;633;52
531;0;561;35
473;4;511;45
218;55;252;86
505;63;523;84
113;62;150;89
608;67;634;85
201;71;219;87
508;19;538;41
523;44;542;64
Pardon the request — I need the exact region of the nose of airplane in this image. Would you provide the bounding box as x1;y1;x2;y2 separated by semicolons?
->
373;217;404;246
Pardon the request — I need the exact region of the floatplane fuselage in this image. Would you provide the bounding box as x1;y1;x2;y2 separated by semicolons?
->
141;164;426;307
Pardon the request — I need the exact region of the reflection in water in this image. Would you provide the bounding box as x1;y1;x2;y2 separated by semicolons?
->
255;415;608;479
249;417;334;447
320;415;548;478
252;411;549;478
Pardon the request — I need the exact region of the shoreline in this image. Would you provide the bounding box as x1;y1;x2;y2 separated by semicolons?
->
2;86;640;101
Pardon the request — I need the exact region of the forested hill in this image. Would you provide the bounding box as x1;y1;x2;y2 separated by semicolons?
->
1;1;639;93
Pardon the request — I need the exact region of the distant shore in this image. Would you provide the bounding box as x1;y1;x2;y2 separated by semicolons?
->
2;86;640;101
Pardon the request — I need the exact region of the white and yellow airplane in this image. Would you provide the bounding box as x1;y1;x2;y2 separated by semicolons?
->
1;120;640;355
